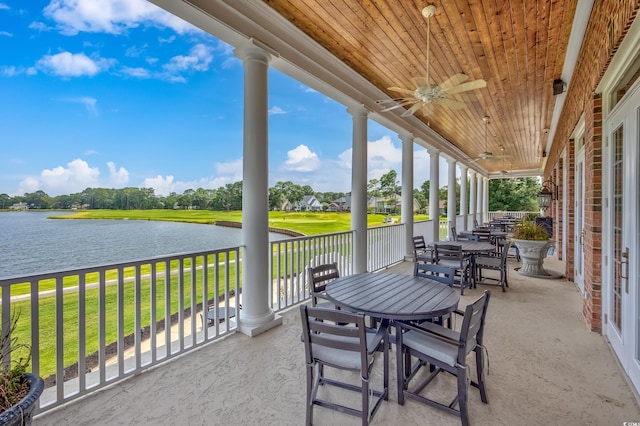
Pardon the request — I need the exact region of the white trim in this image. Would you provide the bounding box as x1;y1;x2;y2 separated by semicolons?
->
545;0;596;156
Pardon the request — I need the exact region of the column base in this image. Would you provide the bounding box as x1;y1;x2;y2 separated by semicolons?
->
238;313;283;337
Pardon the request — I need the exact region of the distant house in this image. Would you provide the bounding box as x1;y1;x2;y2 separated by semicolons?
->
279;200;293;212
368;195;420;214
10;202;28;211
294;195;322;212
328;195;351;212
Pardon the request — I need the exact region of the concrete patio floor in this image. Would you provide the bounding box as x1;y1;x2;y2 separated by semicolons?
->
34;256;640;426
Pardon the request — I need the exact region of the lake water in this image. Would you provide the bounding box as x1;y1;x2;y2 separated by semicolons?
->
0;211;288;278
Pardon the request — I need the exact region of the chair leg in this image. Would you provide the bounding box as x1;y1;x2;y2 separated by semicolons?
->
361;375;370;426
306;364;314;426
457;366;470;426
475;348;488;403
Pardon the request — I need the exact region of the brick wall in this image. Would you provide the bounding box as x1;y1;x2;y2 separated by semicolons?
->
542;1;639;333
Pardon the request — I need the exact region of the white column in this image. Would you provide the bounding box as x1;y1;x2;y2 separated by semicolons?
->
483;177;489;224
477;174;484;225
446;157;457;240
234;41;282;337
460;165;468;231
400;131;414;259
348;105;369;273
469;170;477;227
428;148;440;241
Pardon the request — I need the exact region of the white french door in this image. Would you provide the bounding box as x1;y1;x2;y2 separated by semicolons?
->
605;83;640;390
574;149;585;295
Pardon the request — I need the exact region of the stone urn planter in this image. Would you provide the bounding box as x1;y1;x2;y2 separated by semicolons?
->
511;219;562;278
512;238;555;277
0;374;44;426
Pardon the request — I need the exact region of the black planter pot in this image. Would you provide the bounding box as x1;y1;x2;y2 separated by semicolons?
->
0;374;44;426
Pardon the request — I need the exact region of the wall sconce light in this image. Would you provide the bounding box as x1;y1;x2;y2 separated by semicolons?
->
538;179;558;210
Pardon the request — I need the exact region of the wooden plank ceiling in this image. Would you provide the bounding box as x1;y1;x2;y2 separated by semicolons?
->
263;0;577;174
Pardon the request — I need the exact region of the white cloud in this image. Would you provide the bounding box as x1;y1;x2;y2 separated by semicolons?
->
107;162;129;185
268;106;286;115
43;0;196;35
37;51;112;77
0;66;19;76
0;3;9;10
163;43;212;73
122;66;150;78
141;175;176;197
139;158;242;197
29;21;48;32
215;158;242;177
18;158;100;195
60;96;97;115
0;30;12;37
284;145;320;172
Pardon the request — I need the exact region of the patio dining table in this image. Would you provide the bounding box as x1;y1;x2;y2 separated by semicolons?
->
324;272;460;322
325;272;460;402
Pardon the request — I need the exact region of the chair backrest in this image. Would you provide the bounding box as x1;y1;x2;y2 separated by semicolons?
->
412;235;427;252
497;239;511;265
474;229;492;242
450;225;458;241
308;262;339;293
434;243;464;265
300;305;368;371
414;263;455;287
458;291;491;360
473;219;479;228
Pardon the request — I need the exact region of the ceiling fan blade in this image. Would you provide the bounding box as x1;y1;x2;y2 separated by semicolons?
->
401;102;425;117
378;98;420;112
437;73;469;90
387;87;416;96
443;79;487;95
438;97;466;110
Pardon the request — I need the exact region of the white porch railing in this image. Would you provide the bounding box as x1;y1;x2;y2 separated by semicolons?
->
0;247;241;414
1;222;432;416
487;211;537;221
269;230;353;311
367;223;405;271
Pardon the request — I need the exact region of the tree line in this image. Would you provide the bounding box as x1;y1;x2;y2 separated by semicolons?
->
0;170;540;212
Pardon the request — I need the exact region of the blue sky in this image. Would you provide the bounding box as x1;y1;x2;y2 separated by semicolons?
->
0;0;452;197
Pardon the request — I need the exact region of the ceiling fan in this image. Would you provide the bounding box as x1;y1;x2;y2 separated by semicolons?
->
468;116;509;163
375;4;486;117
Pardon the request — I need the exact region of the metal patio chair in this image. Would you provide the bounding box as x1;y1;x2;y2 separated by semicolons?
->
396;291;491;426
300;305;390;426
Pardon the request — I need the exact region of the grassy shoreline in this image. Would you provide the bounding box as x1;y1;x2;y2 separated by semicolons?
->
50;209;429;235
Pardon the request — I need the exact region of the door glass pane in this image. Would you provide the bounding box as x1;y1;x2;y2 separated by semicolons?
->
613;125;624;332
577;162;583;276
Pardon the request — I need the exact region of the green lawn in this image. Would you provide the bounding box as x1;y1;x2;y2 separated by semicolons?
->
52;209;431;235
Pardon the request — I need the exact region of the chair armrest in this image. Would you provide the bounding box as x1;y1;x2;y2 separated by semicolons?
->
398;320;459;345
367;318;390;353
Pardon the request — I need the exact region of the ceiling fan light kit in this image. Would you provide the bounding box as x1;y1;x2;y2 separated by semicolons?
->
376;4;486;116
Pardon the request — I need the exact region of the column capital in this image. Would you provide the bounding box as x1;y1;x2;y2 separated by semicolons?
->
468;169;477;176
459;164;468;173
346;104;369;118
445;156;457;166
398;131;414;143
426;146;440;156
234;38;276;64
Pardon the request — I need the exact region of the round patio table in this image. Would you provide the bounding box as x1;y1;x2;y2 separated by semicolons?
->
324;272;459;322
